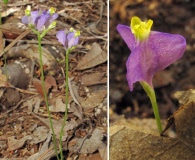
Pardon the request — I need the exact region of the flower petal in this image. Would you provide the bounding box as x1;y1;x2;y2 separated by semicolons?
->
56;30;67;47
149;31;186;71
52;13;58;20
21;16;29;24
45;13;58;28
126;41;157;91
30;11;39;24
67;32;79;48
36;14;47;31
117;24;136;51
126;31;186;91
43;13;52;28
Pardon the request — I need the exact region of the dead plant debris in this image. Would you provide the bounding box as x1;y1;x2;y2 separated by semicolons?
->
0;0;107;159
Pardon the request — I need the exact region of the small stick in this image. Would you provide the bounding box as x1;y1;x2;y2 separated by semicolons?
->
0;29;31;56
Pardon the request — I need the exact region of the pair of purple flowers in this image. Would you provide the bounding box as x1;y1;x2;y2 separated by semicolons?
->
22;7;80;49
21;7;80;159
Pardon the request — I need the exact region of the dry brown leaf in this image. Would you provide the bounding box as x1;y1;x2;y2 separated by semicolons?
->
8;135;32;151
0;140;7;150
1;7;20;17
79;152;103;160
0;70;7;87
49;96;69;112
81;72;107;86
33;98;41;114
69;105;83;120
163;102;195;152
110;118;195;160
30;126;48;145
6;44;55;67
173;89;195;104
3;63;27;88
71;80;85;104
2;22;27;39
32;78;51;97
27;97;41;113
1;59;33;89
39;133;52;154
29;124;38;132
98;143;107;160
69;78;81;106
76;43;107;70
0;29;3;52
79;128;104;154
45;76;57;89
28;134;53;160
53;119;78;141
3;88;21;108
174;102;195;151
81;90;107;110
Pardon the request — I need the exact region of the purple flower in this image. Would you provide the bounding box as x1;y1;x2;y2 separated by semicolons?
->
56;28;80;50
22;7;58;31
117;16;186;91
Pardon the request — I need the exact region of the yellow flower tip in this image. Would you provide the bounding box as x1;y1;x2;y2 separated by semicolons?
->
48;21;57;30
75;30;81;37
69;28;80;37
51;21;57;26
25;9;31;16
69;27;74;32
49;7;56;15
130;16;153;41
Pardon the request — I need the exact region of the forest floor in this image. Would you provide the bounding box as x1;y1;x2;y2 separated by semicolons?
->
0;0;107;159
109;1;195;159
110;0;195;124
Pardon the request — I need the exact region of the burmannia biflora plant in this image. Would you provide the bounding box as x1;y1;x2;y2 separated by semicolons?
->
56;27;80;159
117;16;186;133
22;7;59;159
22;7;80;160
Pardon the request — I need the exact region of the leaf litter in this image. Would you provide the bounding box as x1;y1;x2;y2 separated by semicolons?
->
76;42;107;70
109;1;195;159
0;0;107;159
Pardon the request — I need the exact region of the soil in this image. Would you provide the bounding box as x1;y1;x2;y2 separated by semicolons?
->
109;0;195;121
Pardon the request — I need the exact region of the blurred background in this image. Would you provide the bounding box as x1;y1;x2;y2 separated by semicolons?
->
109;0;195;121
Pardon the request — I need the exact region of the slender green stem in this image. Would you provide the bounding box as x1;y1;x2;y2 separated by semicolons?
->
140;81;162;133
59;49;70;160
3;0;9;5
37;34;59;160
